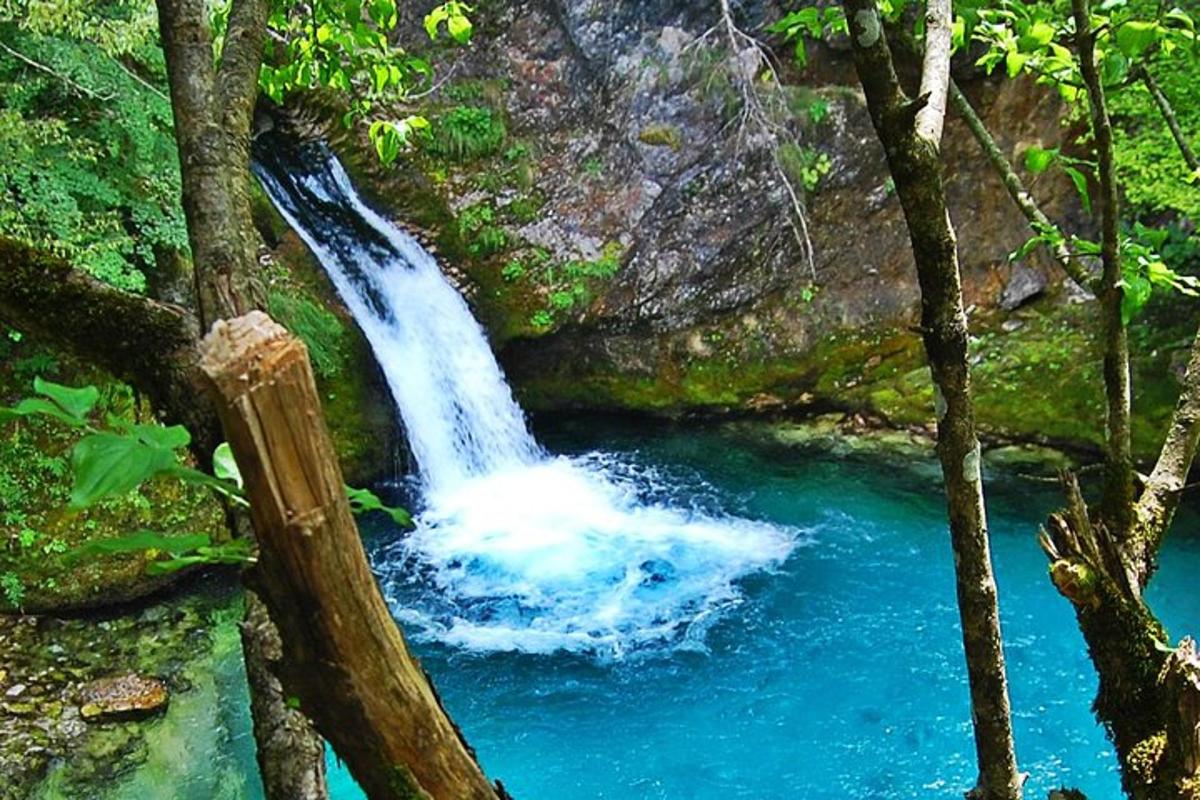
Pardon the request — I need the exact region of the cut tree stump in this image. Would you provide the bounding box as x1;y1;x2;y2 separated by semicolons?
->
200;311;506;800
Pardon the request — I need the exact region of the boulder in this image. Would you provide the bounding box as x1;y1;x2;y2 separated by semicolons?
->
78;674;168;722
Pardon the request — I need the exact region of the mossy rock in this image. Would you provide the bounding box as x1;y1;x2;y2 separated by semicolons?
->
0;341;227;614
505;297;1182;463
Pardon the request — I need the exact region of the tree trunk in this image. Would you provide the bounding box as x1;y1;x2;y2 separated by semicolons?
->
1071;0;1135;534
200;312;508;800
155;0;264;328
154;1;324;793
840;3;1023;798
242;590;330;799
949;11;1200;793
0;237;220;458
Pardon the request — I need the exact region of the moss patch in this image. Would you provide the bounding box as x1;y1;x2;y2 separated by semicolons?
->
0;336;225;614
261;234;396;485
509;298;1182;461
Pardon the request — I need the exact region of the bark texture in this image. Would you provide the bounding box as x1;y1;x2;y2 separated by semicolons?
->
155;0;265;329
154;2;326;795
241;590;329;799
200;312;508;800
1071;0;1136;533
840;3;1022;798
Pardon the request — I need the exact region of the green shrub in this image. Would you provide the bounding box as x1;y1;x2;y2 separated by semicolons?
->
778;142;832;193
458;203;509;257
267;291;345;378
425;105;506;162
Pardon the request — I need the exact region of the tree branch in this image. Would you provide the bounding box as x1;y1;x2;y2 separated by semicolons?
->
0;237;221;458
218;0;270;139
0;40;115;101
915;0;952;145
1138;65;1199;176
1137;323;1200;554
1072;0;1136;534
947;79;1097;294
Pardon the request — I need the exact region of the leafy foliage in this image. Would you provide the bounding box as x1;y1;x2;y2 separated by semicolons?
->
253;0;475;166
0;3;186;291
2;377;412;580
267;290;346;379
425;104;506;162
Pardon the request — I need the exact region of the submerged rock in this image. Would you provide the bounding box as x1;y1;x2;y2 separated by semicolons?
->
79;674;168;722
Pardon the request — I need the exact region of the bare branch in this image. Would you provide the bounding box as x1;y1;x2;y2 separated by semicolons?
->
915;0;952;145
1138;65;1200;175
0;40;115;101
693;0;818;281
947;80;1097;294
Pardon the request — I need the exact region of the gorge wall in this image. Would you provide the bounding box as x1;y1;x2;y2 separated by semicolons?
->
272;0;1183;458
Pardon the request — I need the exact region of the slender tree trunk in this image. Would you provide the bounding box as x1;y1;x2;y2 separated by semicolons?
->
839;3;1022;798
1071;0;1136;533
200;312;509;800
951;8;1200;792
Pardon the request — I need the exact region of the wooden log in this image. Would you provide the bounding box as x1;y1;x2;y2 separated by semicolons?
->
199;311;505;800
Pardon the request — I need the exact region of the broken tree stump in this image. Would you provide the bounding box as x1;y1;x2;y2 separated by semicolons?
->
200;311;505;800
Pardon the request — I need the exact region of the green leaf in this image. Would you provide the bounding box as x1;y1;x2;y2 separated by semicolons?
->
69;431;178;509
213;442;243;489
1063;166;1092;213
1018;20;1055;50
1005;49;1028;78
131;423;191;451
1120;273;1153;325
447;11;473;44
346;485;413;527
424;6;449;39
0;397;87;428
33;377;98;421
71;529;213;561
1115;20;1161;58
1024;145;1057;173
1101;49;1128;85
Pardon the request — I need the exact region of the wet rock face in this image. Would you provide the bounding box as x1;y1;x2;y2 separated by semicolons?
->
311;0;1085;420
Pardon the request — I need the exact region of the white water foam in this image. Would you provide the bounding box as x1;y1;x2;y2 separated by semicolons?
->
380;454;798;655
255;142;799;656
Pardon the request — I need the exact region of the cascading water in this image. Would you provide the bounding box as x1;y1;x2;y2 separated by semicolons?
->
253;138;798;656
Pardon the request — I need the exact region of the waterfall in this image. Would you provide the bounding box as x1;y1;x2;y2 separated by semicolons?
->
254;139;798;657
252;141;541;495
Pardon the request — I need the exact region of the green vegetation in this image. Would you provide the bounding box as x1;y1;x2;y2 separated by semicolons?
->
425;105;506;162
267;290;346;379
0;339;225;612
0;10;184;292
778;142;832;193
457;202;509;257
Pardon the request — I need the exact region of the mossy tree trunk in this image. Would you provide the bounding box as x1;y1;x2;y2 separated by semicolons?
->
1031;4;1200;797
840;2;1023;798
